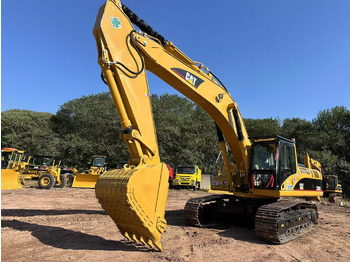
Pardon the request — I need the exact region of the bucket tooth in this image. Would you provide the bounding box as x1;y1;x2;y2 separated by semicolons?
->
124;232;131;241
154;241;163;252
139;237;147;246
147;239;154;249
132;234;139;243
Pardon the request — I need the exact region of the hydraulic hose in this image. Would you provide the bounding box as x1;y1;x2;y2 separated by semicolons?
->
122;4;167;46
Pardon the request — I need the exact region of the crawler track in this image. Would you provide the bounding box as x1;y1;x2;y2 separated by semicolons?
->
185;195;318;244
184;194;227;227
255;201;318;244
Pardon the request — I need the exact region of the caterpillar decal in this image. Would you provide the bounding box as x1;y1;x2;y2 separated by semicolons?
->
171;68;204;88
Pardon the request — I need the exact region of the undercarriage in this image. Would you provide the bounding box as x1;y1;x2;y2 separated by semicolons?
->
184;195;318;244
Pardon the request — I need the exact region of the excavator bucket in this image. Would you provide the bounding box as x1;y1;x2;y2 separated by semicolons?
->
72;173;100;189
95;163;169;251
1;169;22;190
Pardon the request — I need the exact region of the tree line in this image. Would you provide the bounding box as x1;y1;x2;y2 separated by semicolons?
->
2;93;349;196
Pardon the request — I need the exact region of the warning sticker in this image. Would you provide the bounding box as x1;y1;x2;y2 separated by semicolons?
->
110;17;121;28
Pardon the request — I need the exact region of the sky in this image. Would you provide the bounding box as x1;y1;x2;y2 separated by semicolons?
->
2;0;350;121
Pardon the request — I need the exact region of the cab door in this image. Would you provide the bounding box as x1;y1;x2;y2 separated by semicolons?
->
277;141;297;189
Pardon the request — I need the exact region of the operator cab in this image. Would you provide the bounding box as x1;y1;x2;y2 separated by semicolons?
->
323;175;341;192
31;155;54;167
88;155;107;169
1;148;20;169
249;136;297;190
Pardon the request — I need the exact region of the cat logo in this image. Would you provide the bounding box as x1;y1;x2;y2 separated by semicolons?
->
171;68;204;88
185;72;197;86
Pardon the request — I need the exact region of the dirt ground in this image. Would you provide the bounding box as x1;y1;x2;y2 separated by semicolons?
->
2;184;350;262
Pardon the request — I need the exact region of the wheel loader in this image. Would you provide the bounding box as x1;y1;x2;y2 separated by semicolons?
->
71;155;107;188
93;0;328;251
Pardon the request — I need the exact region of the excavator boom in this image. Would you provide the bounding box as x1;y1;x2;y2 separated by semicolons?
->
93;0;251;251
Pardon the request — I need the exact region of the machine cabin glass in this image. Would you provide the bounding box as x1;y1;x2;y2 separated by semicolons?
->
324;175;338;191
251;143;277;171
31;156;54;167
1;151;18;169
250;142;277;189
176;166;196;174
92;157;106;168
278;141;297;187
250;137;297;190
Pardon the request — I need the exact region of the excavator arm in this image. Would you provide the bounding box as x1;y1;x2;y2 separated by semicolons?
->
93;0;251;251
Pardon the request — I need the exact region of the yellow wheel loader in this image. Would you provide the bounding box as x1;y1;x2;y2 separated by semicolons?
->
93;0;329;250
1;148;23;190
71;155;107;188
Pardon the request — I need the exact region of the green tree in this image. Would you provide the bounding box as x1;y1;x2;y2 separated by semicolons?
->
281;118;324;161
51;92;128;169
312;106;350;196
313;106;350;161
1;109;59;156
244;118;281;138
151;94;218;174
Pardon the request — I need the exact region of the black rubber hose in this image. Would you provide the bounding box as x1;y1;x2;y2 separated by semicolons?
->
117;30;145;75
210;71;228;92
216;124;225;142
122;4;167;46
232;108;244;141
101;72;108;85
100;30;145;85
122;4;231;93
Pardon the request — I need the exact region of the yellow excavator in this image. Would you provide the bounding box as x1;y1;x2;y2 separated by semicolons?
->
93;0;324;251
1;148;23;190
303;153;342;202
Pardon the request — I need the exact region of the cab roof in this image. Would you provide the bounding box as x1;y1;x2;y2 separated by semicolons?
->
177;165;196;168
2;148;24;153
250;135;295;144
92;155;107;159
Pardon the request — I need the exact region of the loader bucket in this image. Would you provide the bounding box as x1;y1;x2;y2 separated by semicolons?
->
72;173;101;188
1;169;22;190
95;163;169;251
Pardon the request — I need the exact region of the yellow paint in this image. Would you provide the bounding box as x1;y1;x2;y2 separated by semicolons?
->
1;169;22;190
72;174;101;188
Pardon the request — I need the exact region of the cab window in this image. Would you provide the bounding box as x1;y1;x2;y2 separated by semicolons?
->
251;143;277;170
279;143;296;177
